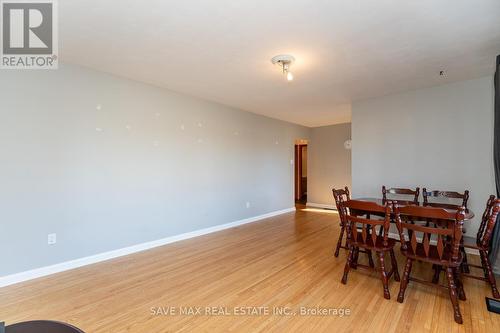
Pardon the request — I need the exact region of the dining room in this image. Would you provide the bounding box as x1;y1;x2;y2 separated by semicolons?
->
306;74;500;329
1;1;500;332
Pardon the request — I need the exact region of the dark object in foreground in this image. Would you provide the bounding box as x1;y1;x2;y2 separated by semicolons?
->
5;321;84;333
486;297;500;314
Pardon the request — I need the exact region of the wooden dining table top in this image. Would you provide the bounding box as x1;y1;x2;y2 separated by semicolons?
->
351;197;475;221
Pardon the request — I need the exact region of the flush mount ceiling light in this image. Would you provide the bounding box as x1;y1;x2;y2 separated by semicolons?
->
271;54;295;82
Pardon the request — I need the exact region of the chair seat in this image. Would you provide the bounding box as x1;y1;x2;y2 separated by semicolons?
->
349;234;396;250
400;241;462;267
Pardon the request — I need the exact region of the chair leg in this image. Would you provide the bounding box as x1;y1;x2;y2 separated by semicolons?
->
460;244;470;273
453;267;466;301
341;246;354;284
334;225;345;257
432;265;441;284
377;251;390;300
481;250;500;299
365;225;374;268
445;267;463;324
389;249;400;282
367;249;375;268
479;251;489;279
397;258;413;303
352;247;360;269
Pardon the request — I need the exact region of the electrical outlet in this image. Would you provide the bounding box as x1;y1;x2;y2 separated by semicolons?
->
246;201;251;208
48;233;57;245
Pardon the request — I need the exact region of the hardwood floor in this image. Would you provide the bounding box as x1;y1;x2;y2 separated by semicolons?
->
1;206;499;332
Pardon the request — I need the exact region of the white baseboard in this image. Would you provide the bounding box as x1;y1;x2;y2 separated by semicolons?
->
0;207;295;288
464;248;480;255
306;202;336;210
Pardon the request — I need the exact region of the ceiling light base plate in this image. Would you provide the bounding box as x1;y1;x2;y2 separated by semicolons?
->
271;54;295;65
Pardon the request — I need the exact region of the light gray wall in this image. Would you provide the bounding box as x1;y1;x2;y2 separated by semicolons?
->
352;76;495;237
307;123;352;207
0;64;309;276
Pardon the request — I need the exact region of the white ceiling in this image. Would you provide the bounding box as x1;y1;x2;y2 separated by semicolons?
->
60;0;500;127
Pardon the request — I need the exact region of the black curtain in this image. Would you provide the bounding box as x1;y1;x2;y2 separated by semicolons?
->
491;55;500;271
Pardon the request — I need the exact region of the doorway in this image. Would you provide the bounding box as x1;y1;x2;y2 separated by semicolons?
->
294;139;308;204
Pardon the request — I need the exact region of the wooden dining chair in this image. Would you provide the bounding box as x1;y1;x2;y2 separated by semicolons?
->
394;204;466;324
461;196;500;299
332;187;351;257
340;200;400;300
332;188;374;268
423;188;471;274
422;188;470;210
382;186;420;204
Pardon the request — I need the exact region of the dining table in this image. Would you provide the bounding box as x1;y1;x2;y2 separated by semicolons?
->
350;197;475;221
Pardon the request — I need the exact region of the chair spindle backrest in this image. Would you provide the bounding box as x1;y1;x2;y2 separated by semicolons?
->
476;196;500;248
333;187;350;226
382;186;420;204
422;188;470;210
341;200;392;247
394;204;465;262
